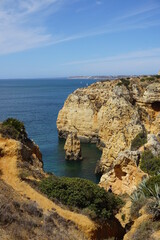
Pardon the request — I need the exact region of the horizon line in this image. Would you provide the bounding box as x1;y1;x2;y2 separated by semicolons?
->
0;73;157;80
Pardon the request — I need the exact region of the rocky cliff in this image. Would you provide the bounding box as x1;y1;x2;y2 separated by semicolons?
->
57;76;160;194
0;119;125;240
0;123;90;239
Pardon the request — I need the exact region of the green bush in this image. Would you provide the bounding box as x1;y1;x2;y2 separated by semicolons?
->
140;78;146;82
130;178;160;219
117;78;130;88
2;118;25;133
19;170;31;180
0;118;27;141
39;176;123;220
121;214;125;221
130;194;147;218
147;77;155;81
153;75;160;79
146;175;160;190
131;131;147;151
140;150;160;175
140;76;158;82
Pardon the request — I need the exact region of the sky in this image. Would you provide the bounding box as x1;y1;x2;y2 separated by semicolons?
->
0;0;160;78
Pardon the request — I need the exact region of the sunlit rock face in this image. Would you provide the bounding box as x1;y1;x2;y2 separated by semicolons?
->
143;83;160;103
99;150;147;195
64;133;82;161
57;77;160;194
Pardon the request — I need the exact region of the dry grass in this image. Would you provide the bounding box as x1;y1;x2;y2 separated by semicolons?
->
0;179;86;240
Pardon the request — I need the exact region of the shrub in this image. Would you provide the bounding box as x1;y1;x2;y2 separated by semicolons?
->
145;176;160;220
19;170;31;180
131;131;147;151
39;176;123;220
117;78;130;88
130;186;148;218
22;202;43;217
146;175;160;189
130;179;160;219
140;76;155;82
121;214;125;221
140;78;146;82
140;150;160;175
2;118;25;133
0;118;27;141
132;220;160;240
147;77;155;81
154;75;160;79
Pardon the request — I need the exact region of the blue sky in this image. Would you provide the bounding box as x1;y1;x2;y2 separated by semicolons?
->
0;0;160;78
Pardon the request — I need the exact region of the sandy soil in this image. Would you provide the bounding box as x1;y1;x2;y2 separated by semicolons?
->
0;137;97;239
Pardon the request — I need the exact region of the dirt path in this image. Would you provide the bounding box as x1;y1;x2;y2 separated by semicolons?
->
0;137;97;239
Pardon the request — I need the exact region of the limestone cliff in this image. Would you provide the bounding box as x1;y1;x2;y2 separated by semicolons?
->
57;76;160;194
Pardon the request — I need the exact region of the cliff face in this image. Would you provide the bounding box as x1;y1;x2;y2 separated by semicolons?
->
0;123;125;240
0;134;91;240
57;77;160;194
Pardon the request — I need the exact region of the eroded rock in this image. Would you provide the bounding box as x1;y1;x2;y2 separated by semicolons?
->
143;83;160;103
64;133;82;160
57;77;160;190
100;150;147;195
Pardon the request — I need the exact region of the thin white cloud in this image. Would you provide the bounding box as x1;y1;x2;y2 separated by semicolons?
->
49;18;160;45
115;2;160;21
0;0;160;55
62;48;160;66
0;0;64;54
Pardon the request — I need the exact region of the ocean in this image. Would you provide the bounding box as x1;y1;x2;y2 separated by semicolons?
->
0;78;101;183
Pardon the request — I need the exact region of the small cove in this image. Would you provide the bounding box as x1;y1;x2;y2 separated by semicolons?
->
0;78;101;183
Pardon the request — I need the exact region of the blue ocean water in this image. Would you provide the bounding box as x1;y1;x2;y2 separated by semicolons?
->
0;78;101;183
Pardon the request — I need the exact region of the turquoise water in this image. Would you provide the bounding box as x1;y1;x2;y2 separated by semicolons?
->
0;79;101;183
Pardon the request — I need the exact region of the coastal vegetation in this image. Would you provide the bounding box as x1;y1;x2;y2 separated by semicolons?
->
131;220;160;240
131;131;147;151
140;150;160;175
140;75;160;82
146;175;160;189
1;73;160;240
130;134;160;220
0;118;26;141
130;176;160;220
0;180;85;240
116;78;130;88
39;176;123;221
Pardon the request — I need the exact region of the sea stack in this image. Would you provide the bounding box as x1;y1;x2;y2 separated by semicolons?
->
64;133;82;160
